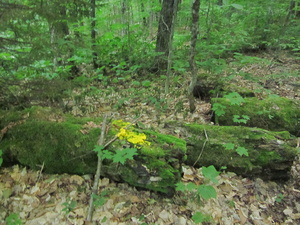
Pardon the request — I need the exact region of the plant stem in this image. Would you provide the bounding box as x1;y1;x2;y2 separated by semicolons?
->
86;114;108;222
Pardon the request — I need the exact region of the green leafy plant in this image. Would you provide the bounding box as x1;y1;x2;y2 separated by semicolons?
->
233;115;250;124
224;92;245;105
192;211;212;224
224;143;249;157
275;193;284;203
202;165;220;184
62;198;77;214
92;190;109;207
5;213;22;225
236;146;249;157
213;92;249;125
211;103;226;124
176;165;219;202
93;146;138;165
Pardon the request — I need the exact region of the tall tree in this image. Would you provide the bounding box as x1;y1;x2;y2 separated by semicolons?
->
155;0;180;71
188;0;200;113
91;0;98;68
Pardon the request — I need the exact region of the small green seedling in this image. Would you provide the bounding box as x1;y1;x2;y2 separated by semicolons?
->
62;198;77;214
192;211;212;224
275;193;284;203
5;213;22;225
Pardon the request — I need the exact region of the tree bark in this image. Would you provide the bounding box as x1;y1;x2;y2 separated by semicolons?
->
155;0;180;71
188;0;200;113
91;0;98;69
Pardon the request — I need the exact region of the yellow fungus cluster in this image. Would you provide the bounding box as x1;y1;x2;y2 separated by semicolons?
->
113;120;151;147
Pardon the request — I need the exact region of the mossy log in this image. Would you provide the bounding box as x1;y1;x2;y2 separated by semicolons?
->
0;107;186;195
212;97;300;136
167;122;298;180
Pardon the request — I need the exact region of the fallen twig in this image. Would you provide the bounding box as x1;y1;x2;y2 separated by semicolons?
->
86;114;108;222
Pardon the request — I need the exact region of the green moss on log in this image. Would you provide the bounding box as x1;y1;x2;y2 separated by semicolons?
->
212;96;300;136
0;107;186;194
181;123;298;180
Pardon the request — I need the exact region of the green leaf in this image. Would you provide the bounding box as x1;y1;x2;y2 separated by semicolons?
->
102;150;113;160
236;146;249;156
192;211;211;224
224;92;245;105
223;143;235;150
233;115;250;124
113;148;137;165
132;81;140;86
197;185;217;200
186;182;198;191
202;165;220;184
92;193;107;207
212;103;226;117
175;182;186;192
231;3;243;10
275;193;284;203
142;80;151;87
5;213;22;225
93;145;105;157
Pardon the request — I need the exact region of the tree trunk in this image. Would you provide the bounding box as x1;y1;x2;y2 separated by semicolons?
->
49;6;70;67
289;0;300;17
155;0;180;71
91;0;98;69
188;0;201;113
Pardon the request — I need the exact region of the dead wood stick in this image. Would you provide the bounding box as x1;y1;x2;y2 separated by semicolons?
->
86;114;108;222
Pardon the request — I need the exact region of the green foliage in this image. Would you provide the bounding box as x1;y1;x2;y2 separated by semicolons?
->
176;181;217;201
202;165;220;184
223;143;235;150
92;190;109;207
197;185;217;200
93;145;137;165
224;92;245;105
176;165;219;204
211;103;226;117
192;211;212;224
223;143;249;157
233;115;250;124
113;148;138;165
5;213;22;225
213;92;251;125
236;146;249;157
275;193;285;203
62;198;77;214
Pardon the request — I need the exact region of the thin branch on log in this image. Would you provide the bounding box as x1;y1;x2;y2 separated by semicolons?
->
193;128;208;167
86;114;108;222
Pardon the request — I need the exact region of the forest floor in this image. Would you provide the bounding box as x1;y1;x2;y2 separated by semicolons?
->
1;51;300;225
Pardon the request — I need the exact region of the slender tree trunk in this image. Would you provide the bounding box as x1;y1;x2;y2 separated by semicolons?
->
49;6;69;67
288;0;300;18
155;0;180;71
188;0;201;113
165;0;179;94
91;0;98;69
141;2;147;27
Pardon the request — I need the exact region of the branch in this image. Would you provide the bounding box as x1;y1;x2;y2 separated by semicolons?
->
86;114;108;222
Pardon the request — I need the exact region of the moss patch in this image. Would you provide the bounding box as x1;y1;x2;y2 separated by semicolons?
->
212;97;300;136
0;107;186;194
180;123;297;180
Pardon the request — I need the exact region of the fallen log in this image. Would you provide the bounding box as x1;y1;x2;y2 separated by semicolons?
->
166;122;299;180
0;107;186;195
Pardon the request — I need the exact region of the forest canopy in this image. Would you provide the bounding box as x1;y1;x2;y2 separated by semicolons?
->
0;0;299;79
